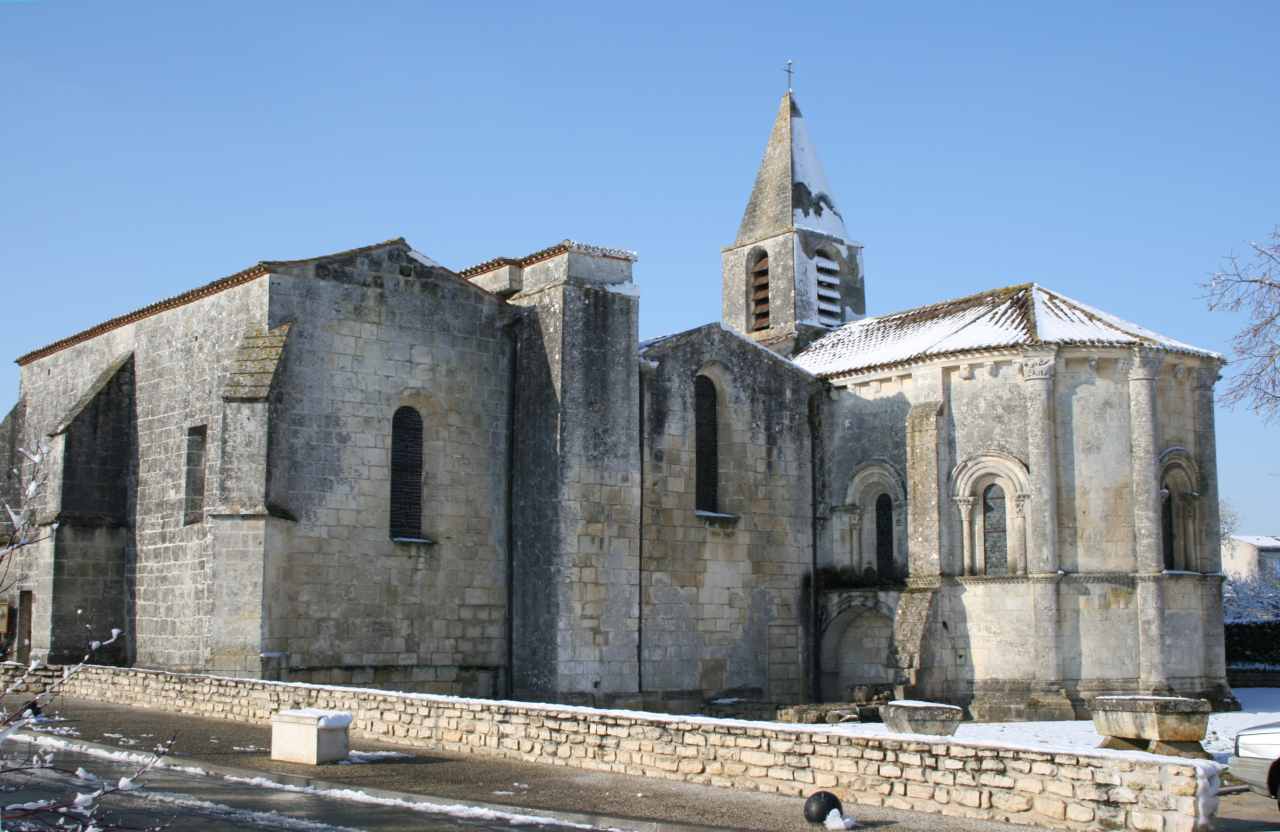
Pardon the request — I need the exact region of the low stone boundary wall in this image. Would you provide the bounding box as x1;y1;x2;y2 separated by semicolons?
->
0;662;64;697
58;666;1215;832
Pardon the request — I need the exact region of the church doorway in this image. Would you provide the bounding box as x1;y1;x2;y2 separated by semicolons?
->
820;606;897;702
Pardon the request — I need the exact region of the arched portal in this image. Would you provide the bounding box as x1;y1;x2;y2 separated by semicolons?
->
819;604;897;702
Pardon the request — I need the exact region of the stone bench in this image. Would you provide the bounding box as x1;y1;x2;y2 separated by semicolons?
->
1091;695;1211;758
270;708;352;765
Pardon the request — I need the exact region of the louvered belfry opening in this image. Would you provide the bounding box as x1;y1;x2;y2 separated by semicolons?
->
749;252;770;331
694;375;719;513
815;249;843;328
390;406;424;539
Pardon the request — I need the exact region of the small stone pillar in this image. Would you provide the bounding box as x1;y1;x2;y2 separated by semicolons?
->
271;709;352;765
1128;349;1168;692
1091;696;1211;759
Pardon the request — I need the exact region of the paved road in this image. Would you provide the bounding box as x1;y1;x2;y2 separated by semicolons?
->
8;697;1035;832
0;746;595;831
1216;789;1280;831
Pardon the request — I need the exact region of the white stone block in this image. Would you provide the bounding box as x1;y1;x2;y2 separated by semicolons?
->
270;708;351;765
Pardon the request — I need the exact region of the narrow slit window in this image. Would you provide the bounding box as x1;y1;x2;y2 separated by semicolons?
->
875;493;894;577
749;252;770;331
694;376;719;513
1161;491;1176;570
982;483;1008;575
183;425;207;525
390;407;424;540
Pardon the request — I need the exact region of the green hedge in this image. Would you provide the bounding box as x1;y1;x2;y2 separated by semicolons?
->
1225;621;1280;666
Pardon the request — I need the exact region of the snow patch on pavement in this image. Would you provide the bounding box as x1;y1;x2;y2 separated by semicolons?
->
223;774;624;830
141;790;366;832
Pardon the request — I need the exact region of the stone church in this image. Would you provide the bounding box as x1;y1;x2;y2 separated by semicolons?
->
0;93;1234;719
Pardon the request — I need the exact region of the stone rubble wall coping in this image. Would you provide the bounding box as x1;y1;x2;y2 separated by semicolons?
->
38;665;1219;832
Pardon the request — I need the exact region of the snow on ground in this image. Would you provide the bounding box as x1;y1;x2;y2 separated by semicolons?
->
832;688;1280;762
221;775;624;831
337;750;413;765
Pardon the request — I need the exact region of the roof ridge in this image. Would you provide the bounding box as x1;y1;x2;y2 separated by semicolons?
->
858;282;1033;329
796;281;1217;379
912;287;1032;360
458;240;638;279
262;237;408;268
16;237;412;366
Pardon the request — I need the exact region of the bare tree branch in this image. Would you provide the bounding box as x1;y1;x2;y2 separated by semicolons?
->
1205;226;1280;421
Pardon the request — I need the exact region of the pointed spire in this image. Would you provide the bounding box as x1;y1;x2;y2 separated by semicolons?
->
734;93;849;246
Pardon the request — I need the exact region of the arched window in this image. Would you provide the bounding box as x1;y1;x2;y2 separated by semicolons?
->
842;462;907;577
694;375;719;512
390;406;424;540
1158;449;1201;572
951;452;1030;576
874;493;894;577
749;250;770;331
982;484;1008;575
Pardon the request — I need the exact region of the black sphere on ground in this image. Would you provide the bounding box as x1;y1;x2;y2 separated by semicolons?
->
803;791;843;824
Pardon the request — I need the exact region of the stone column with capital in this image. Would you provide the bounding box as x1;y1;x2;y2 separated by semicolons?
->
1128;348;1168;692
848;508;863;571
1021;348;1060;574
956;497;976;574
1194;365;1224;572
1020;348;1063;697
1195;363;1229;688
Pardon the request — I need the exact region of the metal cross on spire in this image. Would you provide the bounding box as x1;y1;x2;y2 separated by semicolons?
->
784;60;794;92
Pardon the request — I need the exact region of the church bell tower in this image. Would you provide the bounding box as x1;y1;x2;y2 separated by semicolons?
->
722;92;864;356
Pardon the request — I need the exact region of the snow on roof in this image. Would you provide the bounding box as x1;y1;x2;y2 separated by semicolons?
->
793;283;1220;379
788;99;847;239
735;93;850;246
1233;535;1280;549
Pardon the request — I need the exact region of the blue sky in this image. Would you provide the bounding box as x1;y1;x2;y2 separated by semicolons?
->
2;1;1276;529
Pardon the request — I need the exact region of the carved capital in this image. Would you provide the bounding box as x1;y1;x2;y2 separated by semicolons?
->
1014;492;1031;517
1127;347;1164;381
1194;366;1221;392
1019;348;1057;381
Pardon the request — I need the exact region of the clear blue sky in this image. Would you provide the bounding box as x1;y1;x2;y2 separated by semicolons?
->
2;1;1276;530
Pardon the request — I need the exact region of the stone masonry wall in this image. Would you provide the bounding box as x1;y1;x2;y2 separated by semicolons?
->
264;245;514;695
58;666;1216;832
16;277;272;670
639;326;819;706
507;257;642;702
823;346;1229;716
0;401;24;540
